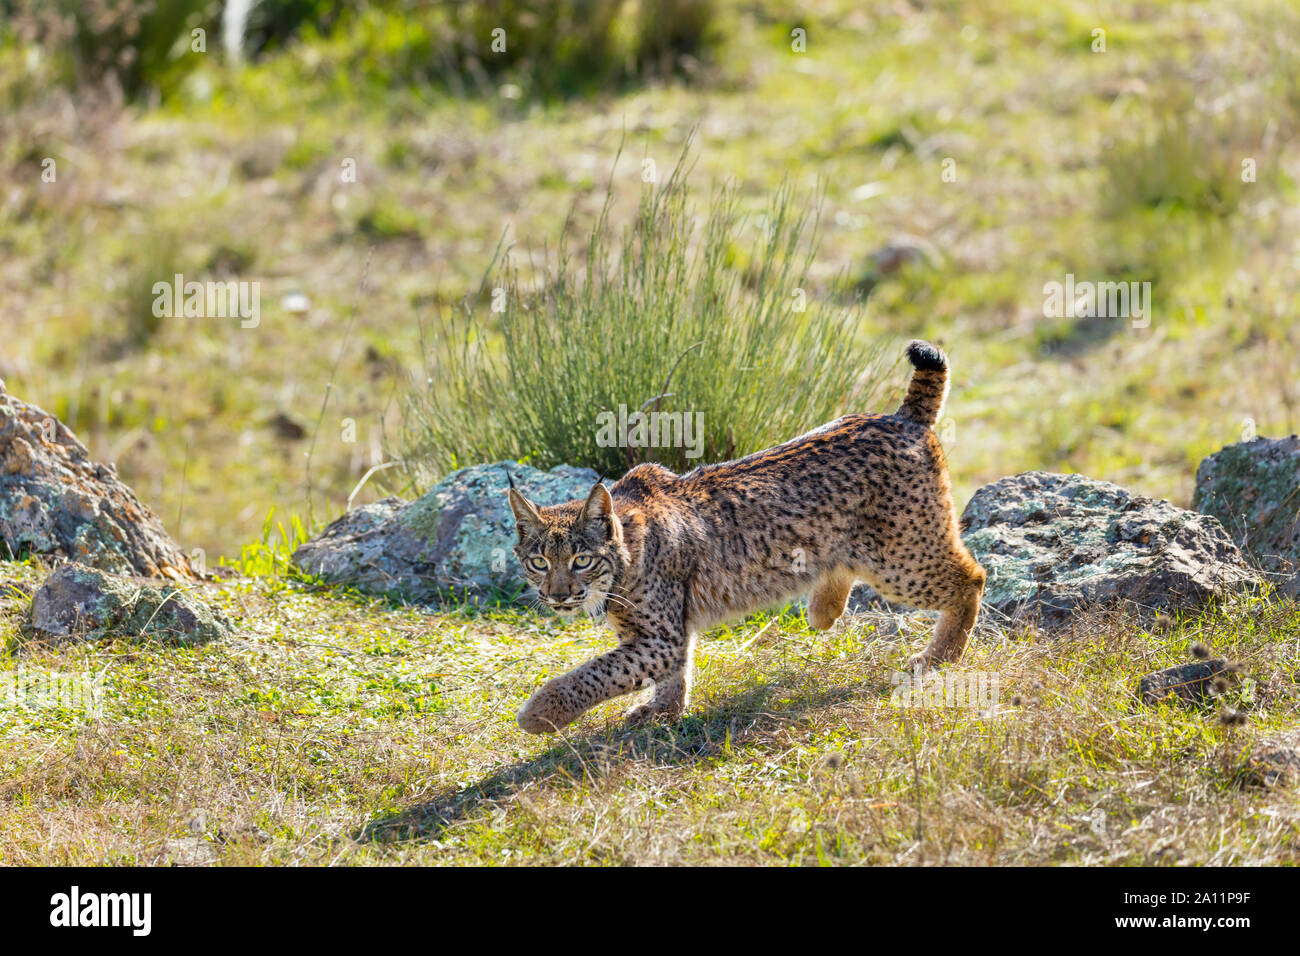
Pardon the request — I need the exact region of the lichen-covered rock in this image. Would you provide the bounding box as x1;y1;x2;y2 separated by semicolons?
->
29;563;232;645
959;472;1261;626
0;380;198;579
291;462;599;603
1192;436;1300;595
1137;659;1229;706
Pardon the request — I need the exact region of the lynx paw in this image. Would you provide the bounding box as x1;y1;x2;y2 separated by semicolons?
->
624;697;686;728
807;606;843;631
517;682;579;734
905;650;940;673
624;701;683;726
624;703;659;726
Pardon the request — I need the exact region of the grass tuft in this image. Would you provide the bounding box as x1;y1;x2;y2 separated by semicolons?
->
399;143;887;484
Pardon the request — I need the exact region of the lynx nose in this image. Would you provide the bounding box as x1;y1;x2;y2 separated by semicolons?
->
549;579;586;606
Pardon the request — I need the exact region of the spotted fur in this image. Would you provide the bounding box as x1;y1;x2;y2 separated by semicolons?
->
506;340;986;734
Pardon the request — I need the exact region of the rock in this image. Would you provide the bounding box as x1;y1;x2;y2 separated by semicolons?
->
29;563;232;645
159;835;219;866
0;381;198;579
1244;740;1300;787
1137;659;1229;706
1192;436;1300;595
266;411;306;442
961;472;1260;627
291;462;599;603
869;234;942;275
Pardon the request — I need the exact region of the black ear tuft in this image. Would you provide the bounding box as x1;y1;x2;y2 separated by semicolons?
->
505;467;518;491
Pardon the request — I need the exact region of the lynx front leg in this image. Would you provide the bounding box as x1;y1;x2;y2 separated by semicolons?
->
517;636;684;734
808;570;855;630
625;635;697;725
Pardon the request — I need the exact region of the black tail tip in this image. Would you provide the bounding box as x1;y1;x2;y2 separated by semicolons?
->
905;340;947;371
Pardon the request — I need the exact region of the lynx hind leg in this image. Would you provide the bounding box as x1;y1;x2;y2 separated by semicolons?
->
808;570;855;630
906;558;986;671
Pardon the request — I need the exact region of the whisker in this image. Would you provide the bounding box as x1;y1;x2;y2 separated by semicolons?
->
603;593;639;612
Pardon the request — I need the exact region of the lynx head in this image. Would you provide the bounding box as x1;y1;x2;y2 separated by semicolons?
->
507;480;626;617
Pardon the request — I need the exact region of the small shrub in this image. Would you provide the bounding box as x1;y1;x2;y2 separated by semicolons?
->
117;229;186;353
356;195;424;240
399;145;887;486
634;0;721;77
264;0;721;101
1089;80;1286;323
26;0;221;99
1100;87;1278;219
228;508;314;579
235;0;348;58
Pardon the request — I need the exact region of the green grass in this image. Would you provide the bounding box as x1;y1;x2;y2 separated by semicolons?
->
2;557;1297;865
2;0;1300;864
400;144;887;482
12;0;724;105
6;0;1298;560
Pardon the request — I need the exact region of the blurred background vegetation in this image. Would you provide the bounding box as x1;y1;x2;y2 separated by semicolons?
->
1;0;1297;562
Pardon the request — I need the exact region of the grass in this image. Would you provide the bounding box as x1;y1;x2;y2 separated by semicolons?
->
18;0;724;105
2;556;1297;865
400;144;887;482
5;0;1299;560
2;0;1300;865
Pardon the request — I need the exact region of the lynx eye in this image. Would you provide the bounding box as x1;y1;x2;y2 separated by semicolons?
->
525;555;549;573
571;553;594;570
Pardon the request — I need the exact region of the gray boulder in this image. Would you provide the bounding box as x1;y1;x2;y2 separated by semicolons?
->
962;472;1260;626
852;472;1260;625
30;563;232;645
1137;659;1229;706
0;380;198;580
1193;436;1300;595
291;462;599;603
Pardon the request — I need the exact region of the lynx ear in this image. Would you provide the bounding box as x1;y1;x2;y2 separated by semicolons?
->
507;487;543;536
581;482;613;522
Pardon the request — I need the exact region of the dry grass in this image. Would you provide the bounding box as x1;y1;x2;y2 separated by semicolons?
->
2;557;1297;865
3;0;1300;866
